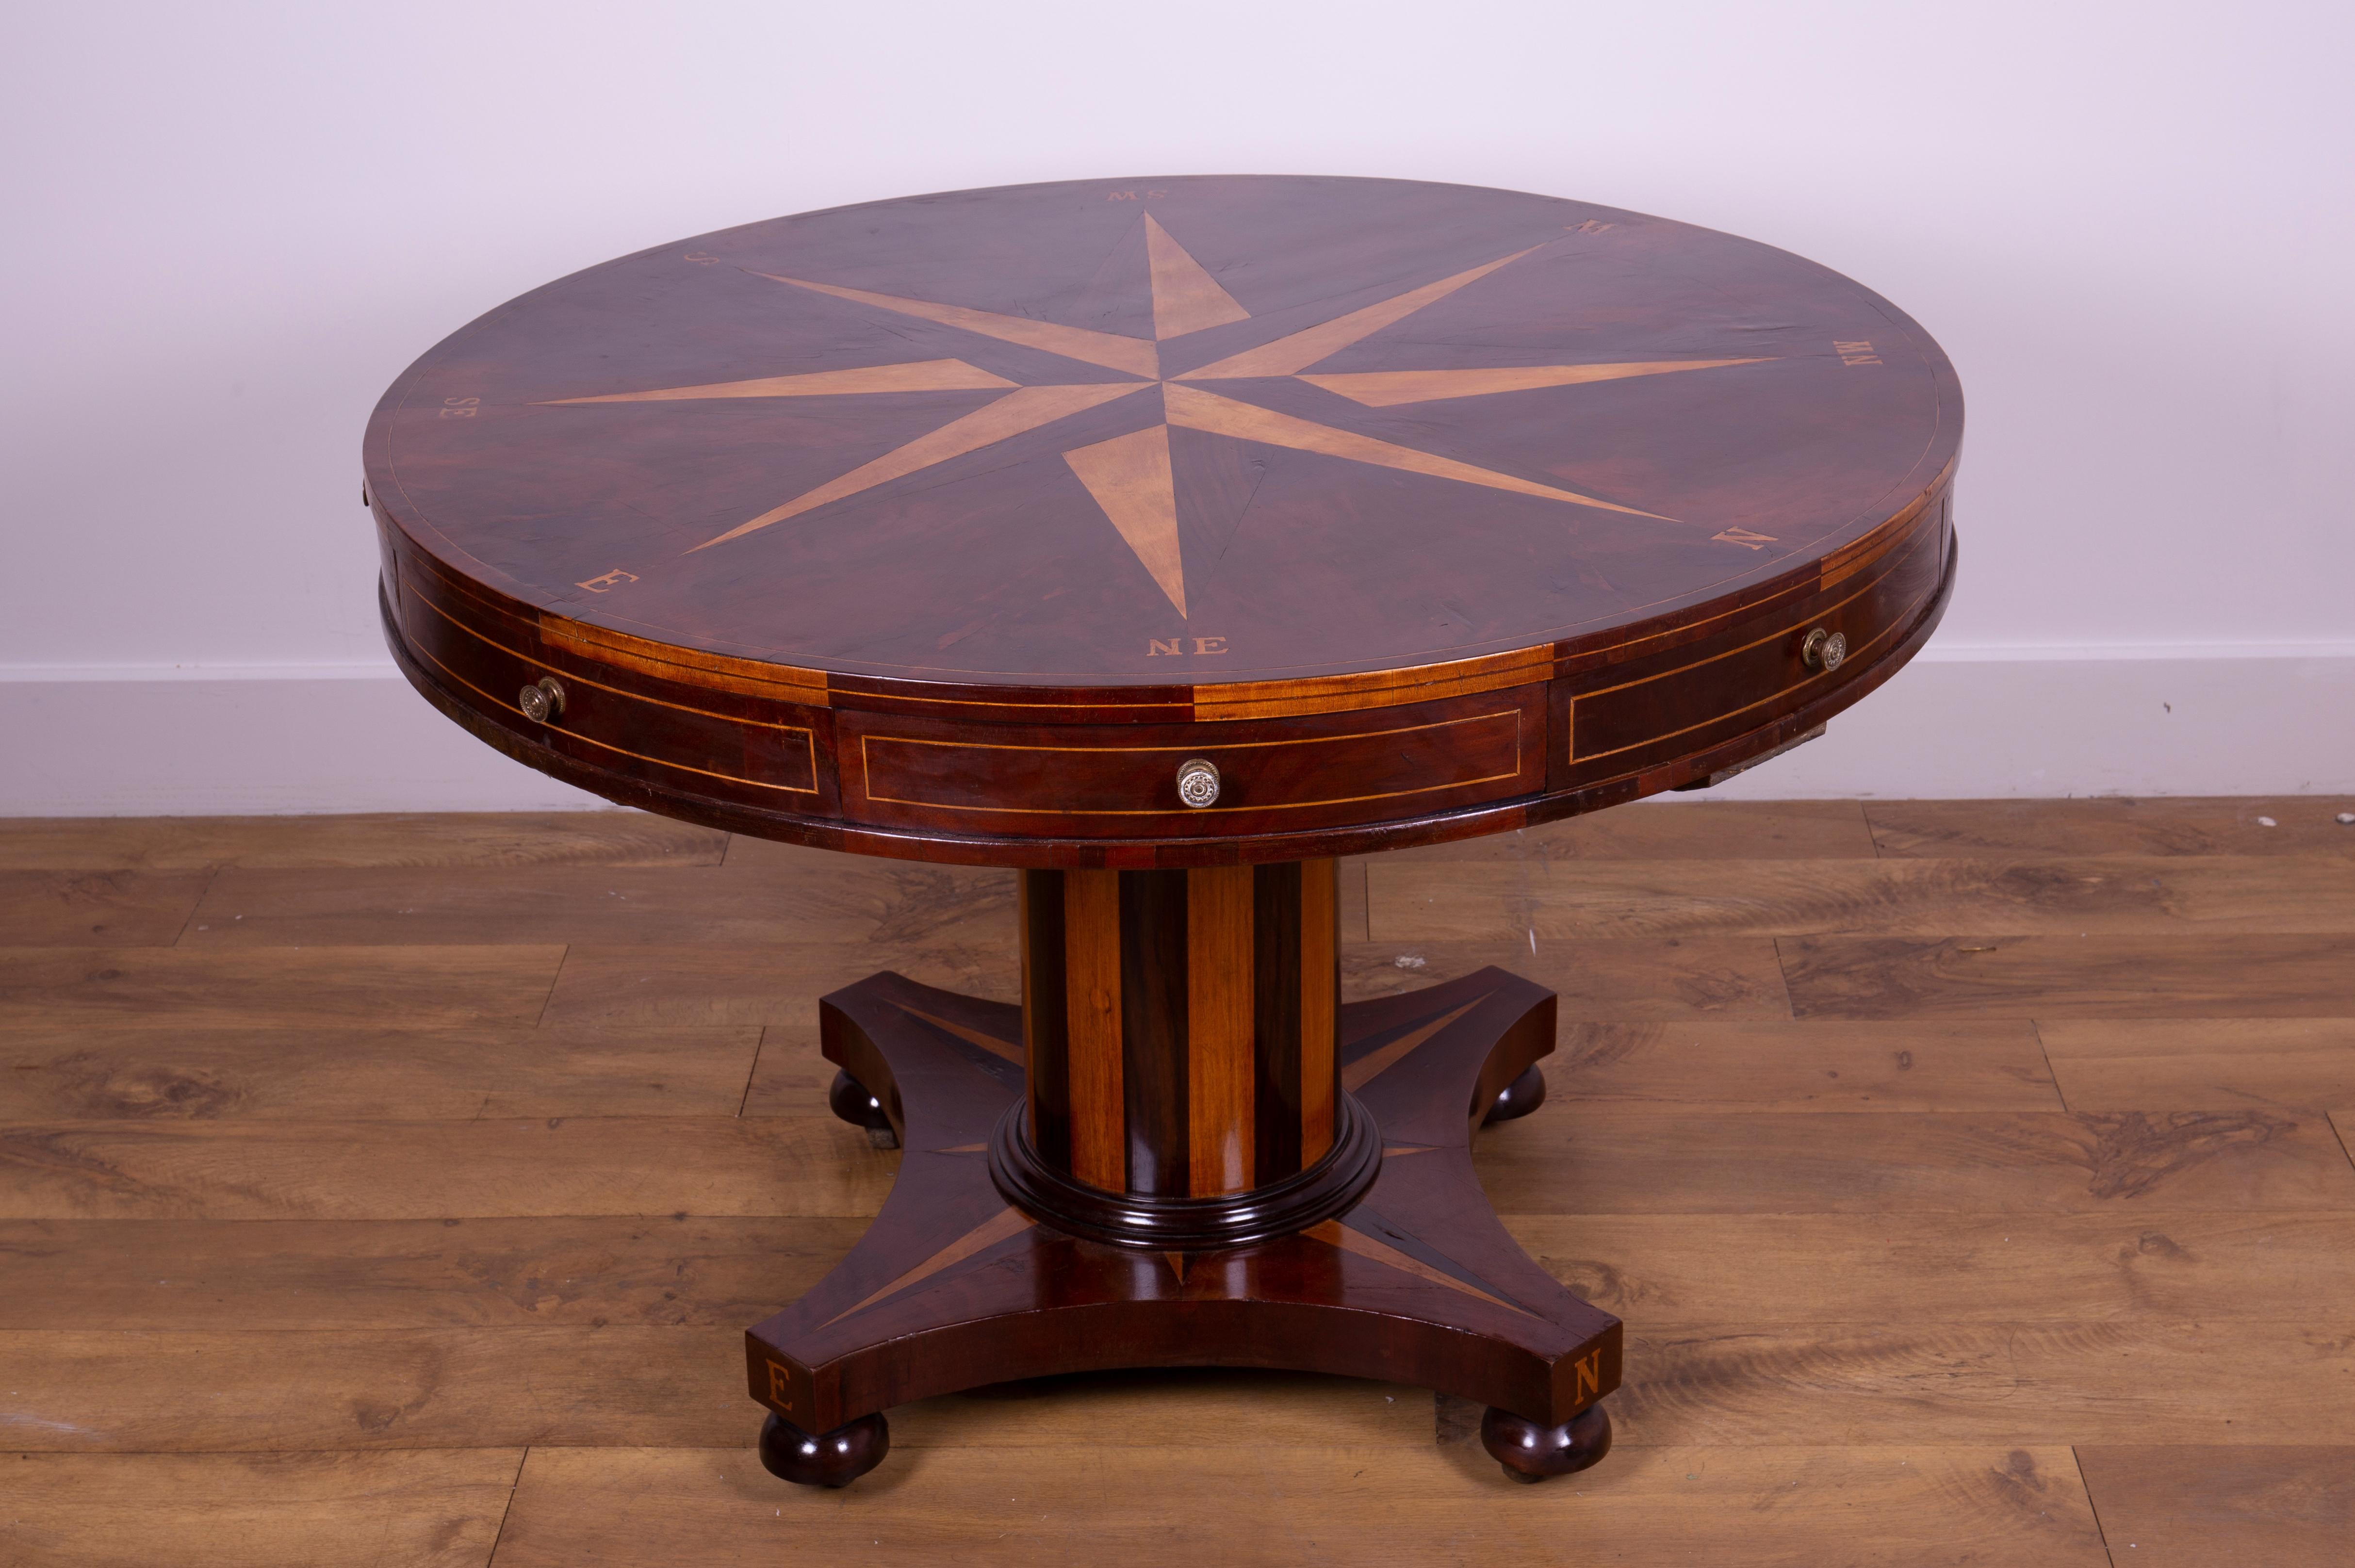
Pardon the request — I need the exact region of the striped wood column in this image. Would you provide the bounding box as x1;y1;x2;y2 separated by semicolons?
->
1017;861;1341;1199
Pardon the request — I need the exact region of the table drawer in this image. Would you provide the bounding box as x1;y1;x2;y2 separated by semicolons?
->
1566;504;1949;782
839;686;1546;839
391;559;825;806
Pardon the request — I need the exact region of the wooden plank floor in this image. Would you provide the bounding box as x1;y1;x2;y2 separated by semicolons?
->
3;796;2351;1567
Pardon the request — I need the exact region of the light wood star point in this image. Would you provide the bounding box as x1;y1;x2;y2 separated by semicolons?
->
1064;422;1188;617
1143;213;1250;341
575;222;1762;593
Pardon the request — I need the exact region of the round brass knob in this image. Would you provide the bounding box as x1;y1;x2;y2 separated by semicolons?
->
1801;627;1847;672
518;676;567;723
1175;757;1220;808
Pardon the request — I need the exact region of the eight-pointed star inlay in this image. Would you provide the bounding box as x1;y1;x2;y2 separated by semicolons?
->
545;215;1769;618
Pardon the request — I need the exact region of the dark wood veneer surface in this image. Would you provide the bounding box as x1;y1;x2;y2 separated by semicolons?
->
368;175;1960;866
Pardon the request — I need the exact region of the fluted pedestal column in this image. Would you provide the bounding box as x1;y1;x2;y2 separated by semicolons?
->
994;864;1389;1247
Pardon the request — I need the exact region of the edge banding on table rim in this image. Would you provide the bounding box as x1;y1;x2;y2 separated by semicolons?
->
368;174;1958;866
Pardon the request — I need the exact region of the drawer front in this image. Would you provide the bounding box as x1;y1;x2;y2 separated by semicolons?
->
840;686;1546;838
392;552;826;807
1567;503;1948;781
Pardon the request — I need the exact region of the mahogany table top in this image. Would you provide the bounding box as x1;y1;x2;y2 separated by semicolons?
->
367;176;1960;865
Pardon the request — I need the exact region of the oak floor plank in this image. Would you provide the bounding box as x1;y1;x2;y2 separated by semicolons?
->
10;1319;2352;1456
487;1443;2107;1568
2035;1018;2355;1111
0;1116;894;1220
0;870;211;947
16;1209;2345;1336
1612;1320;2355;1444
0;810;725;871
1;1450;521;1568
0;1216;863;1330
1509;1212;2355;1325
2075;1445;2355;1567
1544;1019;2064;1111
540;942;1019;1028
1778;934;2355;1019
0;945;565;1030
1384;799;1880;862
1866;795;2355;859
0;1331;1418;1454
182;860;1014;948
740;1020;831;1117
541;937;1794;1028
1341;937;1794;1018
860;1368;1432;1451
2;1327;745;1450
0;1025;761;1120
1374;855;2355;940
1473;1107;2355;1213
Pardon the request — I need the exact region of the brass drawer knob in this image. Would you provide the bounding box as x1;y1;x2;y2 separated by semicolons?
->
519;676;567;723
1175;757;1220;808
1801;627;1847;672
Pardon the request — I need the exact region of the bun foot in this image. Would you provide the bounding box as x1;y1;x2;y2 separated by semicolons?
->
827;1069;899;1149
1483;1064;1546;1125
758;1410;889;1487
1481;1401;1610;1483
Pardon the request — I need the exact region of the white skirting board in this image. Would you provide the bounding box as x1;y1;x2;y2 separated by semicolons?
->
2;650;2350;817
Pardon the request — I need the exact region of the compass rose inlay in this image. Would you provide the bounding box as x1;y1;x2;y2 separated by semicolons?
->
544;214;1768;619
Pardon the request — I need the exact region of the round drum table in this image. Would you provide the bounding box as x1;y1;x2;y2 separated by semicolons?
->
364;175;1960;1486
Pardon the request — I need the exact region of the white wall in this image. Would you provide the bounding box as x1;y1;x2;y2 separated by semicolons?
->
3;1;2350;812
